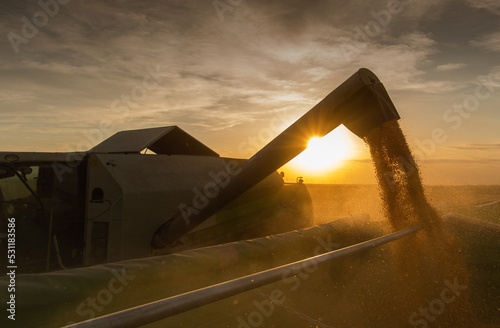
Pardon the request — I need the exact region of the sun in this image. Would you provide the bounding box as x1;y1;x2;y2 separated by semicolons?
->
291;126;353;172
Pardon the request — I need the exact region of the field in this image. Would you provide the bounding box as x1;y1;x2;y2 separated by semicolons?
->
307;184;500;225
306;183;500;327
2;184;498;327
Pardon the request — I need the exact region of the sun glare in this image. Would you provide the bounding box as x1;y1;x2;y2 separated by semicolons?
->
291;126;353;172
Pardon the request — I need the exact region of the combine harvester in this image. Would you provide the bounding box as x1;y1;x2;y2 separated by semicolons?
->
1;69;498;327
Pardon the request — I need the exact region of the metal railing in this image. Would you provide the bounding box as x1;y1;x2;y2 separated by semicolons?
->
65;225;422;328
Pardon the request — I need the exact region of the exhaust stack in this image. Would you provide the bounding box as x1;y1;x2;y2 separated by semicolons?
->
152;68;400;250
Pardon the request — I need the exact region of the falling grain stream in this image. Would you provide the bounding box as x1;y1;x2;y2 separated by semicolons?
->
364;120;493;328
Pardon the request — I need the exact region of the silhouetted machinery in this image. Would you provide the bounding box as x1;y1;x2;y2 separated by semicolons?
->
0;68;399;274
0;126;315;273
2;69;499;328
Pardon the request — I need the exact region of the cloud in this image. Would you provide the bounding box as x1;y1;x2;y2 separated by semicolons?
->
466;0;500;14
427;158;500;163
470;31;500;52
0;0;497;155
449;143;500;150
346;158;500;165
436;63;467;71
339;32;467;93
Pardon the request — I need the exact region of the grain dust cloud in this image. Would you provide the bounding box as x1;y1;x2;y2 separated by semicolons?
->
363;120;489;327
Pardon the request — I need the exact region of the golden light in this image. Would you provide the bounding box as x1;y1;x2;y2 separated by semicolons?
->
291;126;354;172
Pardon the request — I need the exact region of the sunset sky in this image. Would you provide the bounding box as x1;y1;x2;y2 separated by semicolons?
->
1;0;499;185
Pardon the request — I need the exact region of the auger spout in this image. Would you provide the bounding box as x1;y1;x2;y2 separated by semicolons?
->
152;68;400;250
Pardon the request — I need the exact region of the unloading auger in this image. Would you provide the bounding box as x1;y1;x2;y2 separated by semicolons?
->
152;68;401;251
